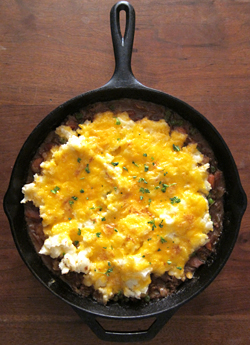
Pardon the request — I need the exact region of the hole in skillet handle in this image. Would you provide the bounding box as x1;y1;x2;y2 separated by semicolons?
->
72;306;178;342
107;1;140;88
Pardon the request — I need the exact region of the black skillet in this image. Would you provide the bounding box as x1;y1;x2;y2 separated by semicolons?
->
4;1;247;342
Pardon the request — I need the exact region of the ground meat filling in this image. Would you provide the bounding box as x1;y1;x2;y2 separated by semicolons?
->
24;99;225;304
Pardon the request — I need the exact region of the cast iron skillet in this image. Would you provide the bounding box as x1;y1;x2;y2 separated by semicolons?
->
4;1;247;342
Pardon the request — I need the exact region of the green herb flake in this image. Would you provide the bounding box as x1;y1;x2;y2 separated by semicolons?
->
132;161;139;167
80;189;84;193
85;164;90;173
173;144;181;152
77;157;81;163
77;228;82;236
148;219;156;230
144;164;149;172
160;236;167;244
96;232;101;238
115;117;121;125
101;217;106;221
161;184;169;193
177;266;182;270
51;186;60;194
73;240;79;247
140;196;144;200
71;196;78;201
143;153;147;157
123;166;128;171
170;196;181;205
105;267;113;276
208;197;215;205
114;228;118;232
111;162;119;166
132;176;137;179
145;188;150;193
117;138;121;141
69;200;74;207
142;255;145;258
157;248;161;252
159;220;164;228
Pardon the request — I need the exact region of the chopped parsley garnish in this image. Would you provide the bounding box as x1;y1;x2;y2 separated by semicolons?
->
85;164;90;173
96;232;101;238
80;189;84;193
111;162;119;166
157;248;161;251
105;267;113;276
51;186;60;194
139;187;150;194
148;219;156;230
143;153;147;157
160;236;167;243
73;240;79;247
142;255;145;258
69;200;74;207
159;220;164;228
167;260;172;265
173;144;181;152
177;266;182;270
71;196;78;200
114;228;118;232
210;166;216;173
144;164;149;172
208;197;215;205
101;217;106;221
161;184;169;193
77;228;81;236
140;196;143;200
123;166;128;171
170;196;181;204
77;157;81;163
138;177;147;184
115;117;121;125
117;138;121;141
132;161;139;167
132;176;137;179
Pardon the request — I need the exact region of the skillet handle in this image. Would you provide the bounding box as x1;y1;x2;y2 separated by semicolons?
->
72;306;177;342
107;1;139;87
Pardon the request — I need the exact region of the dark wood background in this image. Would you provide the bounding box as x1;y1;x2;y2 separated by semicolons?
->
1;0;249;344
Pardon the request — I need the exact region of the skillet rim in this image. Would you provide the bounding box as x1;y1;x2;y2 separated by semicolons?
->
4;83;247;320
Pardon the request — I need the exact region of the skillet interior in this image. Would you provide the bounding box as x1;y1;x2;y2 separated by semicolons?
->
3;0;247;341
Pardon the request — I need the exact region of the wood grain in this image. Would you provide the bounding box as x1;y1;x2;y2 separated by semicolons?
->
1;0;249;344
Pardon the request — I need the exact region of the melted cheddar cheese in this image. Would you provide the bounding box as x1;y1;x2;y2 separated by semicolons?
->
22;111;212;303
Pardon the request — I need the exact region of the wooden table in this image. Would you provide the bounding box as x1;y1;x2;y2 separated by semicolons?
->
1;0;249;344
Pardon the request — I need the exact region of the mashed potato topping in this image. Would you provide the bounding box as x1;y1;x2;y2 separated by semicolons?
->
22;111;213;303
